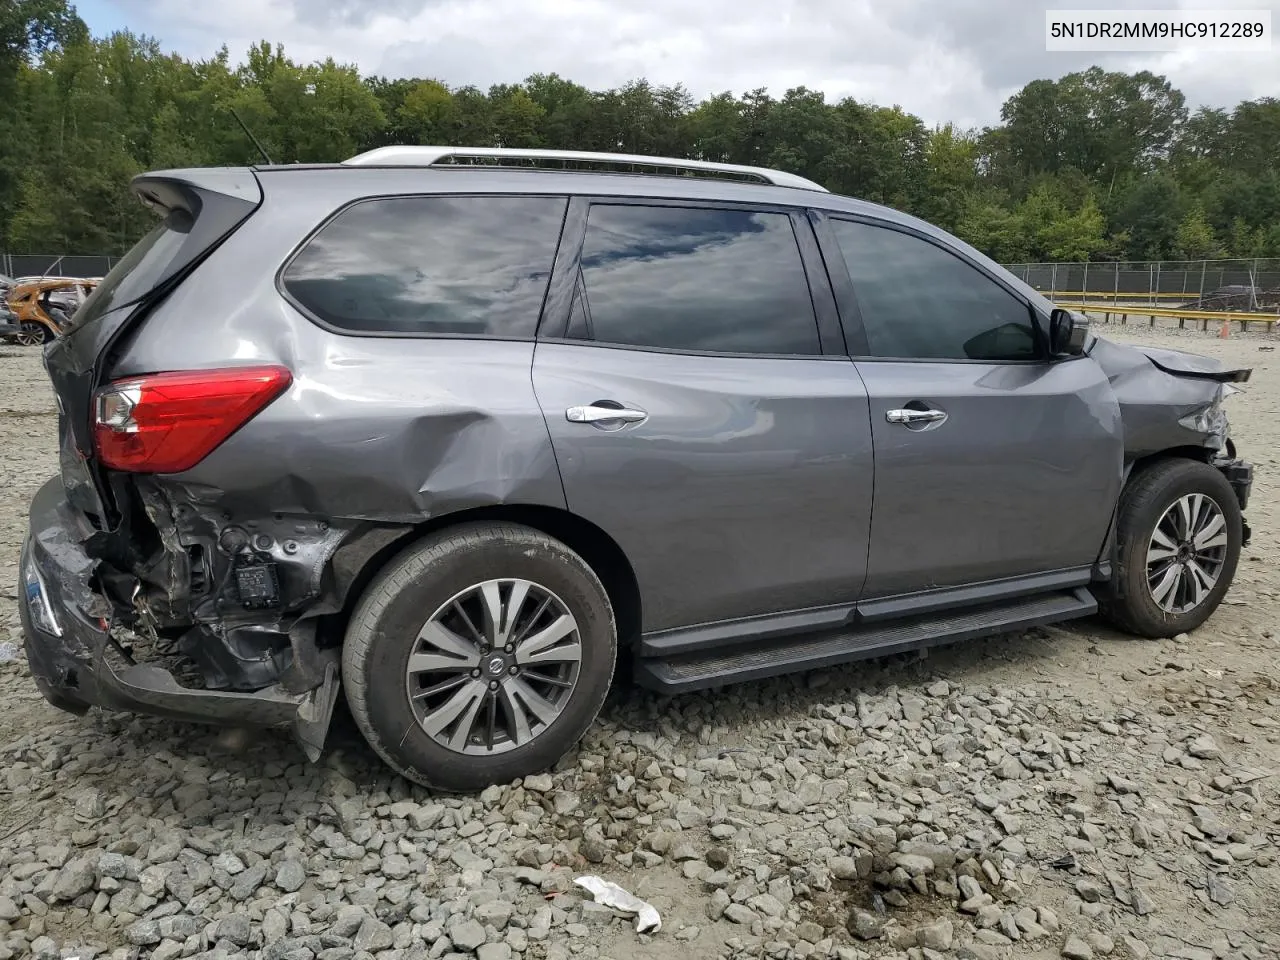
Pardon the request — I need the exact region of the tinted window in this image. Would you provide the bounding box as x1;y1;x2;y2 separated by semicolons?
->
831;220;1038;361
283;196;567;336
571;205;820;355
71;211;193;333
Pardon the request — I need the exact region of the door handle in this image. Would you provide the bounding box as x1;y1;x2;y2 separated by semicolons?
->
886;408;947;425
566;404;649;425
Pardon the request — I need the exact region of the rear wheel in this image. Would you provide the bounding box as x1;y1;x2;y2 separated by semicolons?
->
15;322;50;346
342;522;616;791
1102;458;1242;637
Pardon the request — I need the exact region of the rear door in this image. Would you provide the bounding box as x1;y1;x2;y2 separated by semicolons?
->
533;199;874;633
815;213;1124;601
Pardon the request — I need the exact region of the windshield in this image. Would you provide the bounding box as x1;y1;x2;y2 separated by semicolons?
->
68;209;194;332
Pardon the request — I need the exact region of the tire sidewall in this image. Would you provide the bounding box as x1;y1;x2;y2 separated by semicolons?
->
351;529;615;789
1119;462;1242;635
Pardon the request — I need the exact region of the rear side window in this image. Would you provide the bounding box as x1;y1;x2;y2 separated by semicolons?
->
283;195;568;337
830;219;1038;361
568;204;820;355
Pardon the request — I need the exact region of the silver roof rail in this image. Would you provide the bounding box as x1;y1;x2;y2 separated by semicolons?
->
342;145;829;192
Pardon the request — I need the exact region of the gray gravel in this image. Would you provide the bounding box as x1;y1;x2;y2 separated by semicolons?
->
2;327;1280;960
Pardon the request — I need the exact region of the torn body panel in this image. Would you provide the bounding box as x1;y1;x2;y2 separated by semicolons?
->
1088;335;1251;462
22;475;343;754
96;475;409;695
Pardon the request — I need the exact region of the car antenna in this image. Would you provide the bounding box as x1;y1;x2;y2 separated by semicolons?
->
229;106;274;165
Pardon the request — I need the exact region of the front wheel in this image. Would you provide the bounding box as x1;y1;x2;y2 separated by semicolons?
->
1101;458;1242;638
342;522;617;791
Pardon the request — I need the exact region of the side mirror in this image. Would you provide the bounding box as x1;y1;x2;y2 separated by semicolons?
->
1049;308;1090;357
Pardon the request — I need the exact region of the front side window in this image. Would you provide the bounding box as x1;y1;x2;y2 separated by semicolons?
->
283;195;568;336
569;204;821;355
830;219;1039;361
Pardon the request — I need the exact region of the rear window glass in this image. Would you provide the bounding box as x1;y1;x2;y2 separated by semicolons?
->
71;210;194;332
282;195;568;337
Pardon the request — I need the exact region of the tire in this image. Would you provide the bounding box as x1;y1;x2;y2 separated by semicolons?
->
342;522;616;791
1101;458;1242;638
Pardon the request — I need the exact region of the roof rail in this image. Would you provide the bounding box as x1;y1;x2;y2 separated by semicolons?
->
341;145;829;192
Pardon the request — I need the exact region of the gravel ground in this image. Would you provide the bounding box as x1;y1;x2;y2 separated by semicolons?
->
1;324;1278;960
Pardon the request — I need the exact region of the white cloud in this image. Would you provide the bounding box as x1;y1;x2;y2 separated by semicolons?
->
108;0;1280;128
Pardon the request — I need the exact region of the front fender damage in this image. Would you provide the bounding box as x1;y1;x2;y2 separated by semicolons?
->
1087;336;1250;461
1086;335;1255;594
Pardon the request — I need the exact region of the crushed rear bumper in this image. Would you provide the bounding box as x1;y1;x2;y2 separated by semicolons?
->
20;475;339;758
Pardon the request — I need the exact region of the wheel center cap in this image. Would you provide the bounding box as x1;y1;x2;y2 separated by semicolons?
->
485;655;508;677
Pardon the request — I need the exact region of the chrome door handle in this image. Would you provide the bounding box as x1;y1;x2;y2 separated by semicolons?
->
886;408;947;425
566;404;649;424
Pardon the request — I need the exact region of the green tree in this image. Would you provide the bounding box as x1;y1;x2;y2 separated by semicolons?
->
1108;173;1185;260
0;31;1273;267
1174;206;1224;260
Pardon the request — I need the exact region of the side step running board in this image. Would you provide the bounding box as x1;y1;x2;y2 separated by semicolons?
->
634;588;1096;694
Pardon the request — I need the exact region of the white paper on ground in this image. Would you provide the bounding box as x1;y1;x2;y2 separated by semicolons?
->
574;875;662;933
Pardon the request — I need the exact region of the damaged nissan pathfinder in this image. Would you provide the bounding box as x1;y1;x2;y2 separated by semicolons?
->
21;147;1254;791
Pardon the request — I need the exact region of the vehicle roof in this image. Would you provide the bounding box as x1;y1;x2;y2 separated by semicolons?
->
10;277;96;294
249;162;927;229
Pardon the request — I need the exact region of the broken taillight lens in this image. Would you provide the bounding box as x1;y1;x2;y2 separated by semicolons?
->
92;365;292;473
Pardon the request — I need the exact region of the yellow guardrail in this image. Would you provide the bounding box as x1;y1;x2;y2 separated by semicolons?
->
1046;291;1201;301
1059;301;1280;331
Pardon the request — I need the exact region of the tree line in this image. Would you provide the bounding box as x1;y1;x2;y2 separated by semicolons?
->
2;0;1278;262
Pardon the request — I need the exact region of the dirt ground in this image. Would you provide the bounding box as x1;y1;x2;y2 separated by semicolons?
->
0;322;1277;960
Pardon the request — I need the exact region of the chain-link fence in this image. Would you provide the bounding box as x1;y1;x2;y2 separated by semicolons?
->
1001;258;1280;313
2;254;119;281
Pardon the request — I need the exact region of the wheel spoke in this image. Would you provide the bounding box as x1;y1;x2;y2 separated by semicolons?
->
525;671;575;689
1193;512;1227;552
1185;559;1216;604
496;681;533;746
1150;564;1181;611
522;638;582;666
479;582;504;646
1146;539;1178;564
420;679;487;743
515;614;577;664
511;596;552;645
414;621;480;667
451;600;486;646
1176;495;1198;540
501;580;531;645
408;651;474;674
411;673;471;700
505;675;561;728
484;692;498;750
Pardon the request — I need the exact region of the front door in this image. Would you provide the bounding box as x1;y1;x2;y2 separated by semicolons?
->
819;215;1124;600
533;200;874;633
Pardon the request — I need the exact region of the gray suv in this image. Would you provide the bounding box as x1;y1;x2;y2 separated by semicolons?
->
21;147;1254;791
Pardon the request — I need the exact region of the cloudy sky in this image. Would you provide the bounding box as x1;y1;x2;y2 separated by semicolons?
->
73;0;1279;128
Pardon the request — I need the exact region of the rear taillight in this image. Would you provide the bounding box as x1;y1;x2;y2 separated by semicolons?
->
93;365;292;473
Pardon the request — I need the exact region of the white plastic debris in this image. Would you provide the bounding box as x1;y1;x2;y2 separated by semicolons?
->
574;875;662;933
0;642;18;663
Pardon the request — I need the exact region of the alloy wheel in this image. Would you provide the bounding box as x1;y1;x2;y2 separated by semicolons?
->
404;578;582;755
16;322;45;347
1145;493;1229;614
